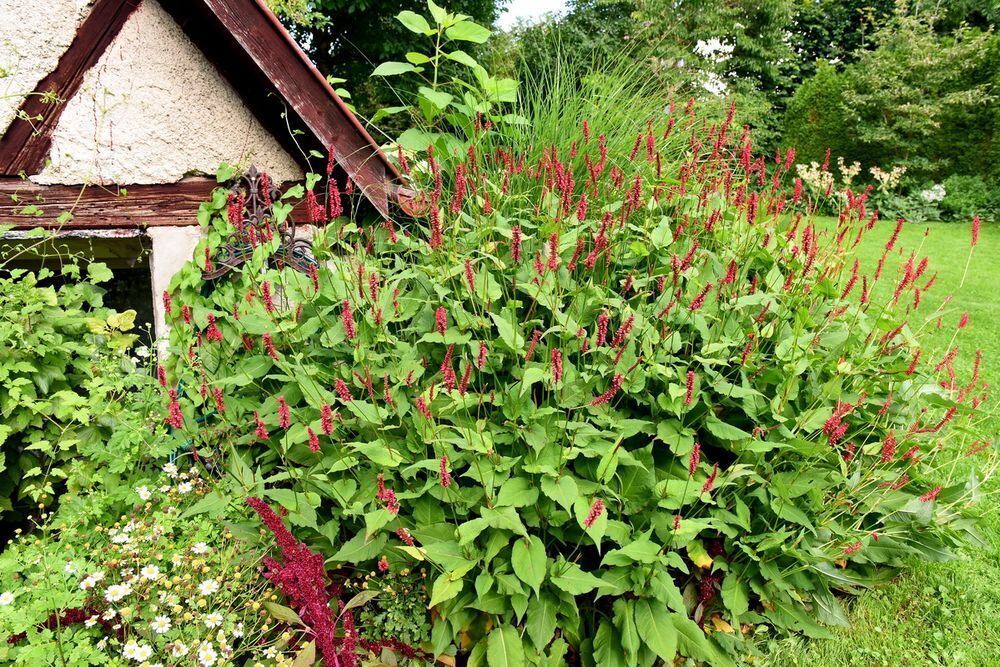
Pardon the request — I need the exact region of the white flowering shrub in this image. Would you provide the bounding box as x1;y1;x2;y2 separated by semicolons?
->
0;469;305;667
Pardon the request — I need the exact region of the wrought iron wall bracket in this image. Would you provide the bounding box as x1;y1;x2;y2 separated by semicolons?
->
203;165;317;281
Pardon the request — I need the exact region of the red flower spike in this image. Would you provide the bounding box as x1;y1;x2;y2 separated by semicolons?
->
688;442;701;476
439;455;452;488
254;411;269;440
584;499;605;528
277;396;291;429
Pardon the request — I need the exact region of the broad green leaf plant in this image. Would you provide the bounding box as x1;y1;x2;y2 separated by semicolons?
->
371;1;520;160
159;92;994;664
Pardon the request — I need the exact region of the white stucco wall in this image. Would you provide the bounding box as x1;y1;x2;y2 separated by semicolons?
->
0;0;93;134
33;0;303;186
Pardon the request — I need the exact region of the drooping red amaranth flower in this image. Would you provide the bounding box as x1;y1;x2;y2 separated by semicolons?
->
583;499;605;528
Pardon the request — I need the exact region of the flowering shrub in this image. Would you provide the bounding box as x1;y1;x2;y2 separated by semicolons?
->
0;468;294;666
157;82;994;663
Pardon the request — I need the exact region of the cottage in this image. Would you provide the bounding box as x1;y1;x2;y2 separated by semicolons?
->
0;0;410;337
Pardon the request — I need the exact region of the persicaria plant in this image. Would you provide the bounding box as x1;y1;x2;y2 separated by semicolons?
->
161;95;993;665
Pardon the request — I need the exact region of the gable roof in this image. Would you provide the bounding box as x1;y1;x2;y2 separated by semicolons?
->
0;0;410;217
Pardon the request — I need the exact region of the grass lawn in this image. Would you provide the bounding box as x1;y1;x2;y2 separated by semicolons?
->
754;218;1000;666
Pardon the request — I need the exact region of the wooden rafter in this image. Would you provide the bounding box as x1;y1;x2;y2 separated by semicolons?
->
160;0;407;217
0;177;217;229
0;0;142;176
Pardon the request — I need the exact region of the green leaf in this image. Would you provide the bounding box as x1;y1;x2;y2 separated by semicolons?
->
265;601;303;626
634;599;677;663
526;592;559;650
429;572;465;608
418;86;454;111
540;475;578;512
396;10;433;34
372;61;421;76
328;530;387;563
487;624;525;667
593;620;629;667
292;641;315;667
721;573;749;620
613;599;640;664
673;614;735;667
550;560;602;595
705;416;751;440
511;535;546;594
445;20;491;43
490;311;525;352
445;49;480;68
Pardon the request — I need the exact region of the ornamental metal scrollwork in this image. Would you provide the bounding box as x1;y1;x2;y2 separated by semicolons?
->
202;165;317;281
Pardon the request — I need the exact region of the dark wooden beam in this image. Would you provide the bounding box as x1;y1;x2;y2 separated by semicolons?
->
0;178;217;229
0;0;141;176
161;0;403;218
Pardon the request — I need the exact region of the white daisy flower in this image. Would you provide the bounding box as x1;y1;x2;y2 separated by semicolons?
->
197;579;220;596
63;562;78;574
197;643;218;666
0;592;14;606
84;616;98;628
96;638;108;650
177;481;193;494
140;565;161;581
80;577;97;591
151;615;172;634
191;542;210;555
136;486;152;501
169;641;189;657
104;583;132;602
233;622;244;638
163;462;178;478
203;612;224;628
133;643;153;661
123;642;140;660
102;609;117;620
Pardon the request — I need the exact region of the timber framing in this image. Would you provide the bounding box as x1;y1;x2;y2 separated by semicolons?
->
0;0;142;176
0;0;412;218
0;178;217;229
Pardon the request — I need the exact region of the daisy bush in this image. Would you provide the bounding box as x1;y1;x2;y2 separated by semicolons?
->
154;52;995;667
0;468;307;667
